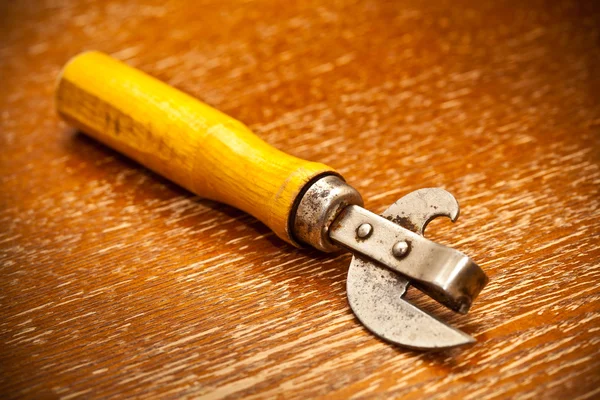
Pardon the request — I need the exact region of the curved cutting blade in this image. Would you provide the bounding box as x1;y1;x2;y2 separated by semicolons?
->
347;256;475;350
346;188;475;350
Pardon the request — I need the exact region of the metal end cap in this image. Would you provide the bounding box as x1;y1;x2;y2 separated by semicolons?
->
292;175;363;252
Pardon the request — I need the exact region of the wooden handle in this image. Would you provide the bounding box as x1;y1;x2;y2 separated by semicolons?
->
56;51;337;245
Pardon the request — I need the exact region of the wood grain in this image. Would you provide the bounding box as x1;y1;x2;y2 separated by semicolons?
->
1;0;599;399
56;51;336;245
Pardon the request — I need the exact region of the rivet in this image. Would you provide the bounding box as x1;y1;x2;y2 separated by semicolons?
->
392;241;409;258
356;223;373;239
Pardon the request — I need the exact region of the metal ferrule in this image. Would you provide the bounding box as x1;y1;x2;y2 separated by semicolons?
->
292;175;364;252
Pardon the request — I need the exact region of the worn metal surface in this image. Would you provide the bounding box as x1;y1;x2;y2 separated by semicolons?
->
292;174;363;252
385;187;461;236
346;255;476;350
330;202;488;314
344;188;486;349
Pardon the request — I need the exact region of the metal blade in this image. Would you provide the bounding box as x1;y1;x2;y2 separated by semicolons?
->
347;256;475;350
333;206;486;314
344;188;477;349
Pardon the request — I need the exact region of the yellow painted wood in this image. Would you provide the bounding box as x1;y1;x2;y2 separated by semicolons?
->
55;51;337;245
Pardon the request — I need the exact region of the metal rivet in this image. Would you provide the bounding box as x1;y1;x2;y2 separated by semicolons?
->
392;241;409;258
356;223;373;239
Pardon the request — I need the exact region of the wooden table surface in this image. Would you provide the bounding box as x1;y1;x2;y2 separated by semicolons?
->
1;1;599;399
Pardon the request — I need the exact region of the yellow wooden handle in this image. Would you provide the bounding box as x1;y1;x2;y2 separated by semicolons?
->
56;51;337;245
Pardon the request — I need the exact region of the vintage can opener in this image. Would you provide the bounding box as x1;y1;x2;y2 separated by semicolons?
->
56;51;488;350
